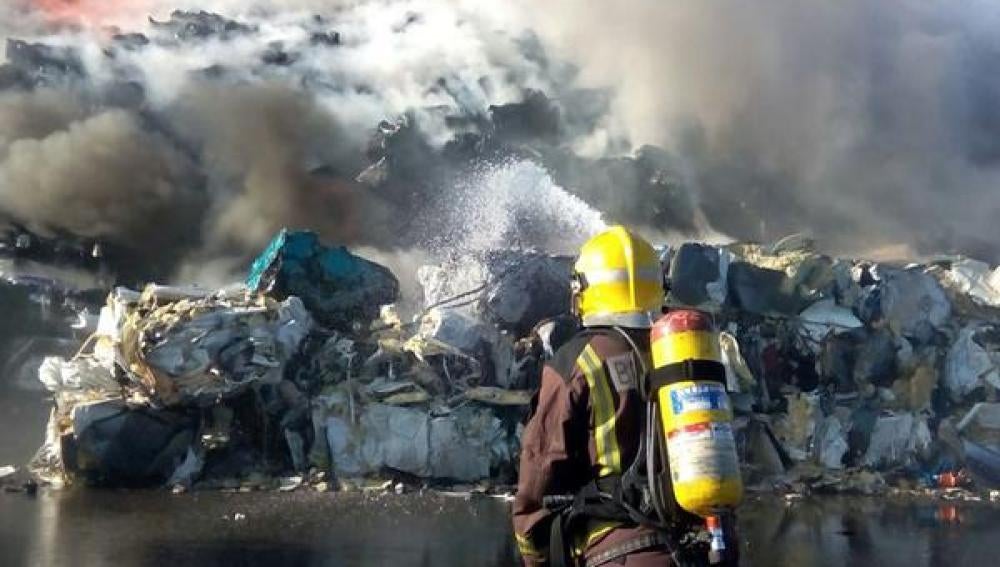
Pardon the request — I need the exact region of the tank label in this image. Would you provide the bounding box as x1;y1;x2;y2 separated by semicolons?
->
667;422;740;483
669;383;729;414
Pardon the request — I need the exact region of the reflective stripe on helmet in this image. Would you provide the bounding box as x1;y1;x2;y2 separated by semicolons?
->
580;266;662;286
578;345;621;477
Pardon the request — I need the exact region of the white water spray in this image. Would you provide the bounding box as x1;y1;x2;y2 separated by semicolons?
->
429;159;607;257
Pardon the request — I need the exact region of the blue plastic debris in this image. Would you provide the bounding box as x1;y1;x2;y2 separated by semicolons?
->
247;230;399;329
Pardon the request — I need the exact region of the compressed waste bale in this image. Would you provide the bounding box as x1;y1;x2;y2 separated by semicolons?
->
961;440;1000;488
410;308;491;357
819;332;858;392
324;415;362;476
814;416;849;470
853;327;898;388
38;356;119;407
773;393;820;461
786;255;836;299
720;331;755;393
405;307;520;389
861;413;932;469
938;258;1000;309
119;286;312;406
416;251;573;335
481;251;574;335
325;404;515;482
798;299;863;342
668;243;728;307
891;361;938;412
355;404;430;477
945;325;1000;401
378;406;426;472
429;413;494;481
956;403;1000;447
431;407;512;481
428;417;485;480
727;262;809;315
247;229;398;330
67;400;194;486
728;240;834;311
880;268;951;344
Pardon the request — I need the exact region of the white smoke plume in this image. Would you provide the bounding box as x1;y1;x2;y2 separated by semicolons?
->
0;0;576;283
509;0;1000;260
1;0;999;287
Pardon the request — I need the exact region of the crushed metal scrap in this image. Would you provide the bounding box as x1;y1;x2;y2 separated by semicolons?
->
23;229;1000;497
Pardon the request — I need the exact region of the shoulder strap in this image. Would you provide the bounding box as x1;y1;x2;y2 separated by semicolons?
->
548;327;635;382
548;333;594;384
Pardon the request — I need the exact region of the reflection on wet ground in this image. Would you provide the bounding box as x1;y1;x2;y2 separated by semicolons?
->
4;393;1000;566
0;391;47;466
3;489;1000;567
739;495;1000;566
0;490;517;567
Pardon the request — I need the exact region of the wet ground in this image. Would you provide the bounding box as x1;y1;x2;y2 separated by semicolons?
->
4;392;1000;566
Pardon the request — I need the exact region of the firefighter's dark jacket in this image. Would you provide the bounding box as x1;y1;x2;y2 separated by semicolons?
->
512;327;661;565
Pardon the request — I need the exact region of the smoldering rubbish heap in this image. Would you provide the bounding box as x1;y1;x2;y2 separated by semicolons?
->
9;228;1000;500
1;8;1000;501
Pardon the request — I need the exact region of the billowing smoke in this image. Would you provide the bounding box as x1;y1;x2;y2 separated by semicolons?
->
1;0;998;289
0;0;581;284
511;0;1000;260
0;108;203;267
167;84;363;252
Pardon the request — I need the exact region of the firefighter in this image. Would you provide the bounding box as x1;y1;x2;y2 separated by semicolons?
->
512;226;697;567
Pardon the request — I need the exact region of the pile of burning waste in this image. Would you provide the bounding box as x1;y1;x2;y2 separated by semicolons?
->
16;227;1000;499
27;229;566;491
3;6;1000;501
669;236;1000;497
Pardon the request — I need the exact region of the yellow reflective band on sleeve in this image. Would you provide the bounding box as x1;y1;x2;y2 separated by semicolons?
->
515;532;542;558
571;520;622;557
586;520;620;548
579;345;621;477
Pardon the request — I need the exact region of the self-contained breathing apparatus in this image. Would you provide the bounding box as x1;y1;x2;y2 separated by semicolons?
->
543;313;742;567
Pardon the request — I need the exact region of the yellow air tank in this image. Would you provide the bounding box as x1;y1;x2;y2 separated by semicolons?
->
650;309;743;517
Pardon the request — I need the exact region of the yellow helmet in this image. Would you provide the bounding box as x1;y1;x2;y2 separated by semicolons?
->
572;226;664;328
